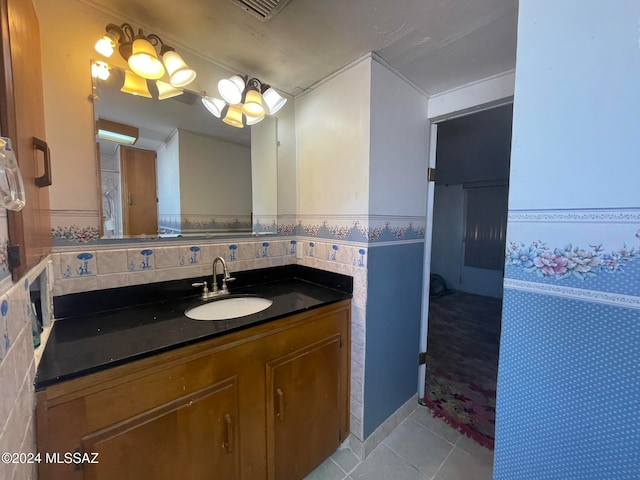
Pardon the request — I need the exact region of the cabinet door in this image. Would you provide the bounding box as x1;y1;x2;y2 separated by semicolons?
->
80;377;240;480
0;0;52;279
266;334;343;480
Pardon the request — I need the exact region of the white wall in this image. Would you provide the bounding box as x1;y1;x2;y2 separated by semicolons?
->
275;97;296;218
369;60;429;216
156;130;180;218
295;58;372;215
508;4;640;210
178;130;251;217
428;70;515;121
251;116;278;221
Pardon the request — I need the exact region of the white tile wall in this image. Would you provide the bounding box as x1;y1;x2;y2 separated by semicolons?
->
49;237;372;455
0;259;51;480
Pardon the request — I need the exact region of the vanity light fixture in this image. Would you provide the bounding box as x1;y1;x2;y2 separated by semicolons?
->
94;23;196;88
121;69;152;98
91;61;110;80
156;80;183;100
97;119;139;145
202;75;287;128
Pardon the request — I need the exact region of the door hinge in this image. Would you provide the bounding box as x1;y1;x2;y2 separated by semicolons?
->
419;352;427;365
427;168;436;182
7;245;20;271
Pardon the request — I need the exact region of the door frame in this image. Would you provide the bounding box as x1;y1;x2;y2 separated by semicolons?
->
417;97;514;399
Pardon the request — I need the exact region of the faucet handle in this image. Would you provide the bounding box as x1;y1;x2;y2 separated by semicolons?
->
192;281;209;299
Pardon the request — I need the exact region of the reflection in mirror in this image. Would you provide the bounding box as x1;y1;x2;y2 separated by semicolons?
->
93;64;278;239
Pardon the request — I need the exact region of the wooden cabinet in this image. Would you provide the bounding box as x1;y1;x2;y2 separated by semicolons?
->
0;0;52;280
266;335;344;480
81;378;241;480
36;300;350;480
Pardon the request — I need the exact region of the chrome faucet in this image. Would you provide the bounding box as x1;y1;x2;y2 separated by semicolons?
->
212;256;235;294
192;256;235;300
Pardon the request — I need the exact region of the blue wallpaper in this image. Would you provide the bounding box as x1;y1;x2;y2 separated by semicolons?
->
495;289;640;479
363;242;424;437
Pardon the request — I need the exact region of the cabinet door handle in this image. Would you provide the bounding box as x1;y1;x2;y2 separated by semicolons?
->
224;413;233;453
33;137;52;187
276;388;285;422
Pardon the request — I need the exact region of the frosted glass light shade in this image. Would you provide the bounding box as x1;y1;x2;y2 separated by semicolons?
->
128;37;165;79
91;61;110;80
242;89;265;118
245;112;265;126
223;104;244;128
156;80;183;100
95;35;115;57
262;86;287;114
121;70;152;98
162;50;196;87
202;96;226;118
218;75;245;104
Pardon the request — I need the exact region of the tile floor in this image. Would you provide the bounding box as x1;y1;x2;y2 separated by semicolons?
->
305;404;494;480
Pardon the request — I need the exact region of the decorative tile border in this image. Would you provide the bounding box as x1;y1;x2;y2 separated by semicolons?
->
52;239;299;296
59;252;96;278
295;239;368;269
504;278;640;310
51;213;427;246
296;214;425;243
253;216;278;233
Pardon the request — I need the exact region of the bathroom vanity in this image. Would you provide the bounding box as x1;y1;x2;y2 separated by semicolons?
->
35;266;352;480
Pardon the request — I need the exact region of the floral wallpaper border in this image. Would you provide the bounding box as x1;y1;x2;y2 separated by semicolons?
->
506;241;640;280
505;239;640;298
52;216;426;245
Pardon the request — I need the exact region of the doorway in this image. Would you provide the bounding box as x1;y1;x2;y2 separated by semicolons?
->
420;103;513;449
120;146;158;236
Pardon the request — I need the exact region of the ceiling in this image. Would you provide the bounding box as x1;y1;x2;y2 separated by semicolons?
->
85;0;519;97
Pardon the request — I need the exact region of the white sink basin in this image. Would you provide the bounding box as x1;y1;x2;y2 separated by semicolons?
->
185;296;273;321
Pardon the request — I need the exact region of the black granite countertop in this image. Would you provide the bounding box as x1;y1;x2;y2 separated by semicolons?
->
35;265;352;390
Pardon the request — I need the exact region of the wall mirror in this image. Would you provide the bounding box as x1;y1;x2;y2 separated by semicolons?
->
92;64;278;239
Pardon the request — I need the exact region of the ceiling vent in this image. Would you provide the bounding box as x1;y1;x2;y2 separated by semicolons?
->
230;0;292;21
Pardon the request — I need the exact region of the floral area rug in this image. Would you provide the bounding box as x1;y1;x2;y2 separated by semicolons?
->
422;291;502;450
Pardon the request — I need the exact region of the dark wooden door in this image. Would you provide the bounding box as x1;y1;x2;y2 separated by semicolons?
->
266;334;343;480
81;378;241;480
120;146;157;235
0;0;51;280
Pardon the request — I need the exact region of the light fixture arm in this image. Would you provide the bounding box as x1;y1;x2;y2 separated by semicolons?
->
146;33;166;49
104;23;135;44
246;77;262;92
